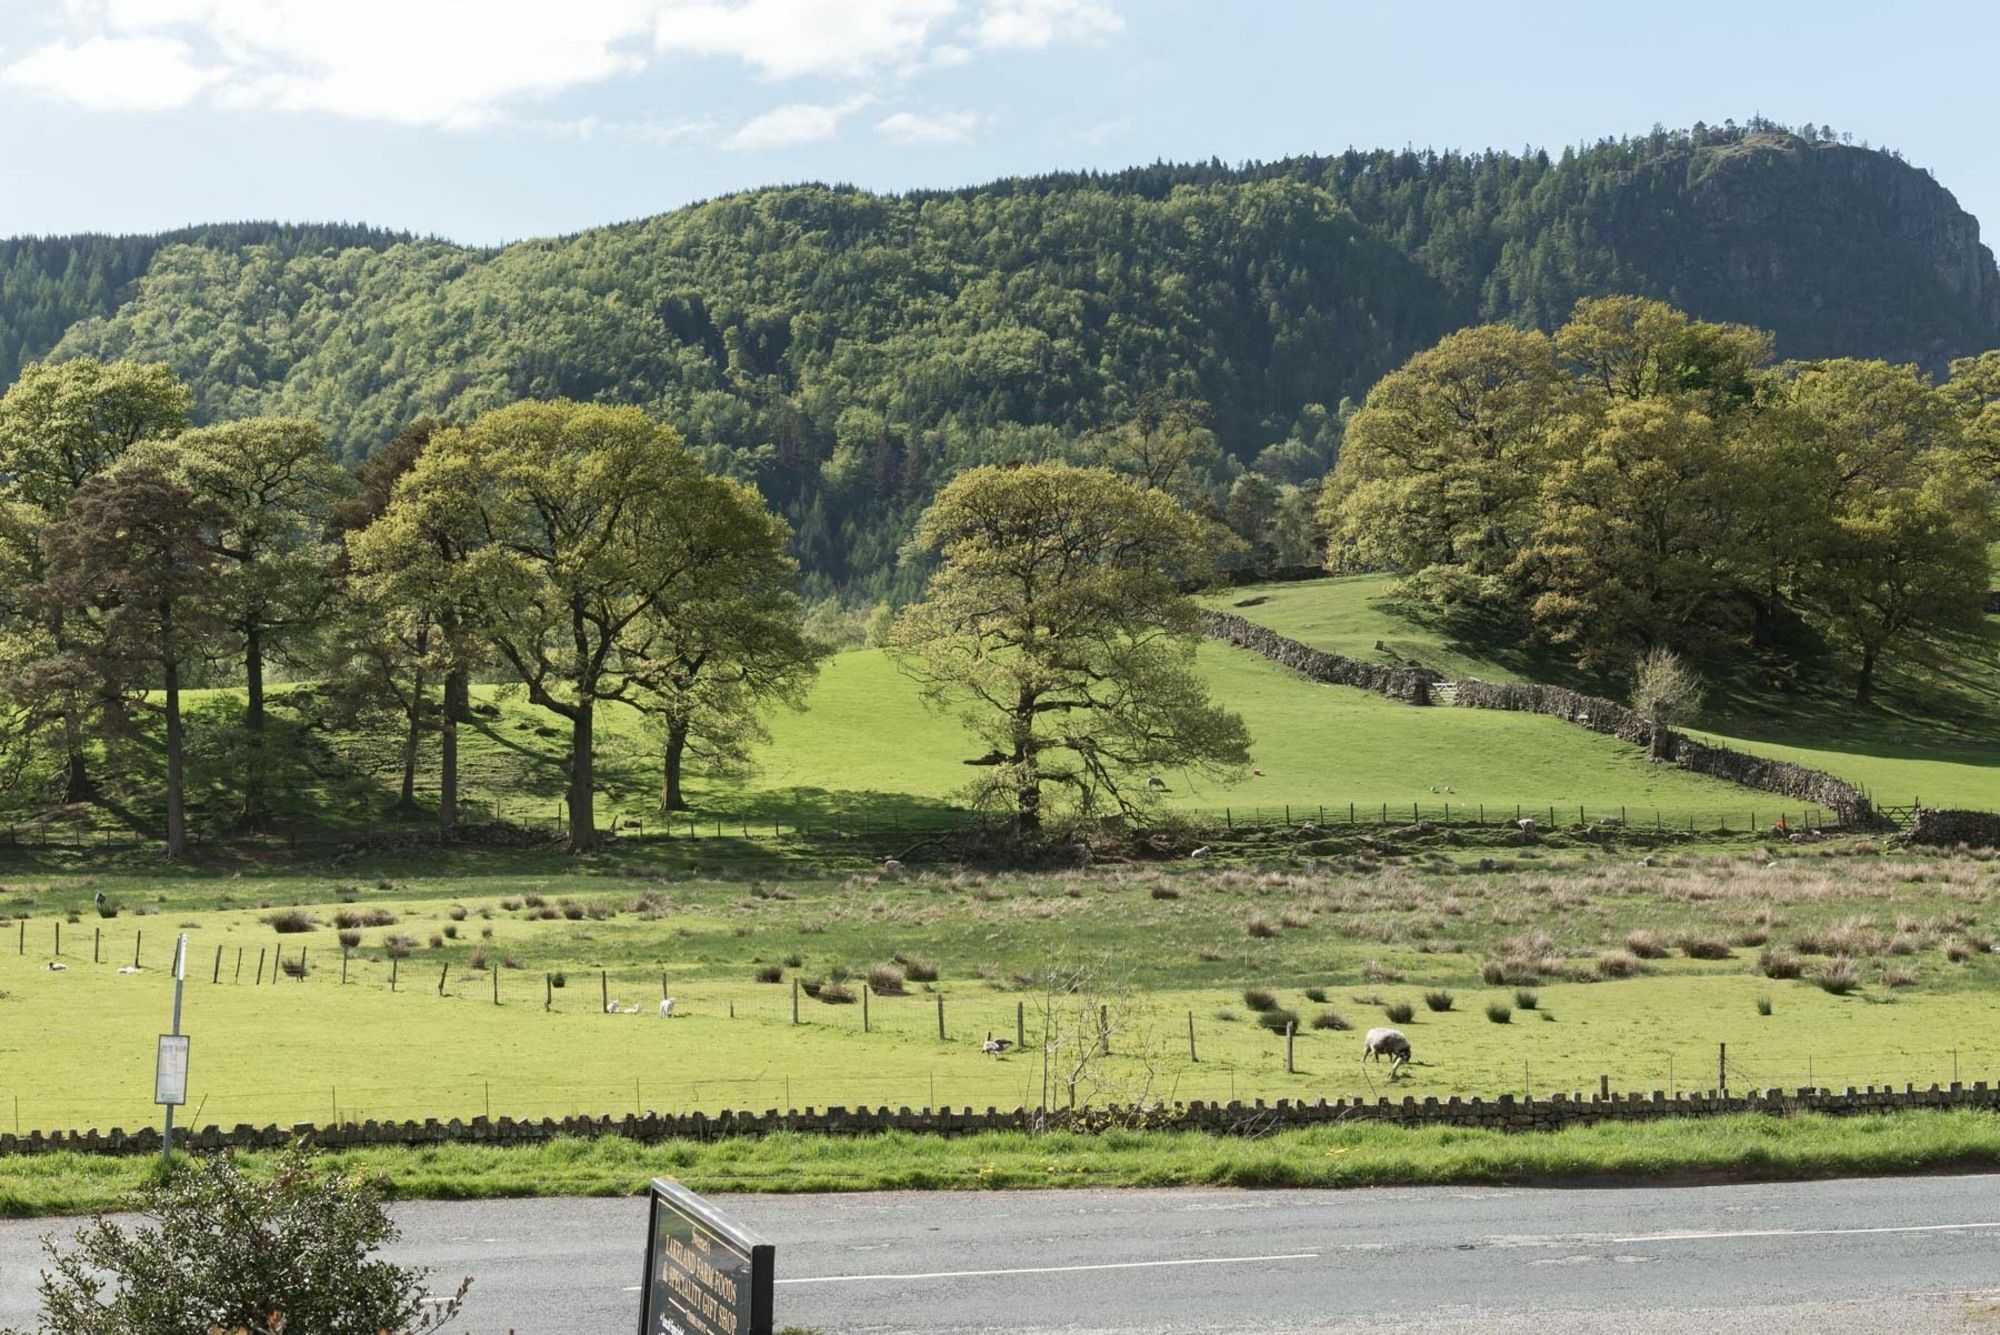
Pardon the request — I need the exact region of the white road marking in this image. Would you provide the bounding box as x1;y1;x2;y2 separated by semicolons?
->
1615;1221;2000;1244
776;1251;1320;1286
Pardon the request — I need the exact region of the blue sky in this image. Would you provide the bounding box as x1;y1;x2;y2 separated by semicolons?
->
1;0;1995;248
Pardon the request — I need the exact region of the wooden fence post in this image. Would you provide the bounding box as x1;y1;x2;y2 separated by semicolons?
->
1188;1011;1197;1063
1286;1020;1296;1074
255;948;265;985
134;930;141;969
213;944;222;983
93;927;99;963
391;956;398;992
1099;1003;1110;1056
438;963;449;996
601;970;609;1014
937;993;946;1041
862;982;870;1032
1017;1000;1026;1050
792;977;799;1025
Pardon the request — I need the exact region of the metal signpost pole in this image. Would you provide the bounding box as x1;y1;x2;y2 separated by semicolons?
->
159;933;189;1169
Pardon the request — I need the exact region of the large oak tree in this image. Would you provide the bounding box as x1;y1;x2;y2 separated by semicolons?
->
891;462;1250;830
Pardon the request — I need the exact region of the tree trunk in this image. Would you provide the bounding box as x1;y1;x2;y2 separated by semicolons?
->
1012;694;1039;834
440;668;465;836
566;699;596;851
395;663;424;813
163;615;186;860
1855;646;1879;706
660;717;691;812
53;609;92;803
238;622;269;829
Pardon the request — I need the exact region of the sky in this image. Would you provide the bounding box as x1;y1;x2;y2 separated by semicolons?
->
0;0;1995;248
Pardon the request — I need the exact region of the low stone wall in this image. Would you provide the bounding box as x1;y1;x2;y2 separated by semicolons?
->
1200;612;1441;704
7;1081;2000;1159
1201;613;1877;822
1449;677;1875;820
1908;809;2000;849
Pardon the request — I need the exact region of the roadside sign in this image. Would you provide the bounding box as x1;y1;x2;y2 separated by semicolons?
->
154;1034;189;1107
640;1178;774;1335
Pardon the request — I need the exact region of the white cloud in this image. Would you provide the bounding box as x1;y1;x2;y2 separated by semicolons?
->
724;94;872;150
877;108;977;145
7;0;661;128
975;0;1121;50
1;0;1127;128
1;34;226;111
654;0;957;79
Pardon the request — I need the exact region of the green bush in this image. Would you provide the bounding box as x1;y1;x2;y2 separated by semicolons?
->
2;1145;468;1335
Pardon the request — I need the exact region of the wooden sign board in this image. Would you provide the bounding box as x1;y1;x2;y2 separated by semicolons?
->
640;1178;774;1335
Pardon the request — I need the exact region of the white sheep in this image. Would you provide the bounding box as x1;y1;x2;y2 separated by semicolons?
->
1516;817;1537;832
659;997;676;1018
882;858;904;876
605;999;621;1014
117;965;141;975
44;961;66;972
1190;845;1213;859
1361;1027;1411;1077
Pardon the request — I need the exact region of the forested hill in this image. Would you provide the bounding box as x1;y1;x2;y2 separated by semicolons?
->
5;123;1998;597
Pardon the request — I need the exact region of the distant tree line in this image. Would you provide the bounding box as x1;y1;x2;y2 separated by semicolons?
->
1321;297;2000;703
0;363;822;855
13;121;1992;602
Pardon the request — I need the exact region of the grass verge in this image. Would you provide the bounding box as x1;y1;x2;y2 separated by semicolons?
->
7;1110;2000;1218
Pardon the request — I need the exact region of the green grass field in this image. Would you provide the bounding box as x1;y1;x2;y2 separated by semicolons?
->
1209;575;2000;812
12;1108;2000;1217
5;847;1999;1140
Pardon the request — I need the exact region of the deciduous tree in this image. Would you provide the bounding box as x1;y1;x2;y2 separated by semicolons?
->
891;463;1249;830
37;463;221;857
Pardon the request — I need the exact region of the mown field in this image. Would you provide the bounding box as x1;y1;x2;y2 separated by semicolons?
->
3;843;1999;1141
1212;575;2000;812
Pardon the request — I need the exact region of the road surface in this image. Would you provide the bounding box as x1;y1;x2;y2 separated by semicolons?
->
4;1175;2000;1332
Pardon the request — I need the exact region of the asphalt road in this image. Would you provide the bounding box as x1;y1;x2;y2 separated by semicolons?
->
5;1175;2000;1333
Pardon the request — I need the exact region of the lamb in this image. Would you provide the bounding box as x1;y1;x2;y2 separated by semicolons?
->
117;965;141;975
1515;817;1537;832
1361;1027;1411;1077
881;858;904;876
1190;845;1213;859
45;961;66;972
659;997;676;1018
981;1032;1013;1057
605;999;622;1014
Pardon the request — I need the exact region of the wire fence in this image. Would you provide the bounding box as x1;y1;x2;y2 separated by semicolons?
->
0;792;1944;857
6;925;1998;1139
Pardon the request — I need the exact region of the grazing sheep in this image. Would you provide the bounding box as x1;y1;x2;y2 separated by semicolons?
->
1515;817;1537;832
659;997;676;1018
45;961;66;972
882;858;904;875
605;999;621;1014
1146;775;1168;791
1361;1027;1412;1077
981;1032;1014;1057
1190;845;1213;859
93;891;106;907
116;965;141;975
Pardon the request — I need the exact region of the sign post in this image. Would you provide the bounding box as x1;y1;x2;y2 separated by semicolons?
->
156;933;189;1168
640;1178;774;1335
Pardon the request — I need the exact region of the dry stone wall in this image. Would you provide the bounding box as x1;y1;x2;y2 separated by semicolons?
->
1199;612;1441;704
1203;614;1876;821
7;1081;2000;1158
1908;809;2000;848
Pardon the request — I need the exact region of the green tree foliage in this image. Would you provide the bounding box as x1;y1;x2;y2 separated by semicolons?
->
15;125;1989;596
623;479;825;812
1325;298;1998;700
35;463;223;856
0;358;190;799
5;1145;467;1335
365;400;804;850
132;418;350;825
891;463;1250;829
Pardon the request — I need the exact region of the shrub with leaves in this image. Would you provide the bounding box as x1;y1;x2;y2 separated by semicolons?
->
5;1145;468;1335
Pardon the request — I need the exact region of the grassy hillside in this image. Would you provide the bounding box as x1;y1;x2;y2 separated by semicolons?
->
76;638;1771;846
1210;577;2000;811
